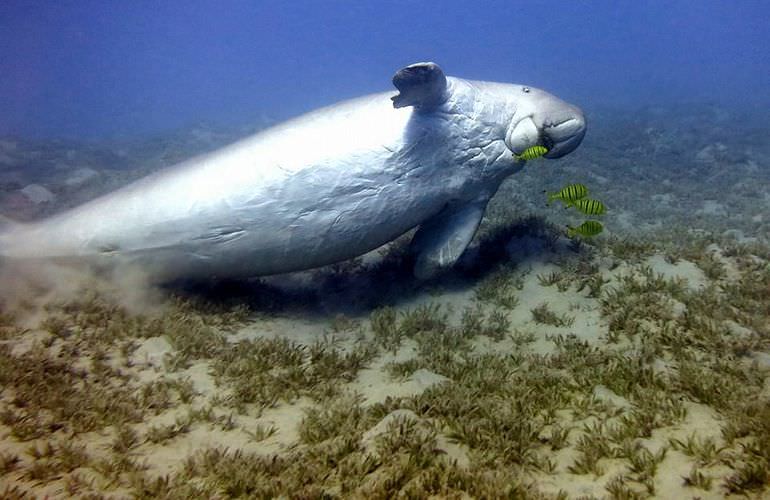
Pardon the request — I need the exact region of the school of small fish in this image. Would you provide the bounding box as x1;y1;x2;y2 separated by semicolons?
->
517;149;607;238
546;182;607;238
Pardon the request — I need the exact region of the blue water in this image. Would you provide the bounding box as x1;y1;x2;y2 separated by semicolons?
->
1;0;768;139
2;4;770;498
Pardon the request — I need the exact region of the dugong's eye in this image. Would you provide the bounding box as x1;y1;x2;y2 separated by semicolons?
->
522;86;530;93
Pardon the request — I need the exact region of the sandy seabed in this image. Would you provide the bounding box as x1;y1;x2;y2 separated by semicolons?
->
1;228;768;499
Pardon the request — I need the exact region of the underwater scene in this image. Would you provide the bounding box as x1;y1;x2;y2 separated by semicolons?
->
1;2;769;499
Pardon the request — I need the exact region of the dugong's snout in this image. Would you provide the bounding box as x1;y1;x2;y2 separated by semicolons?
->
542;110;586;158
542;105;586;158
505;88;587;160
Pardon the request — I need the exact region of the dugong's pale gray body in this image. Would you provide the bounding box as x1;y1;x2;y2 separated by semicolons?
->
0;63;586;280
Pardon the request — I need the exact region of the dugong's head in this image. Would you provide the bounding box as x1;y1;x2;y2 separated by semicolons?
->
390;62;586;160
505;85;586;159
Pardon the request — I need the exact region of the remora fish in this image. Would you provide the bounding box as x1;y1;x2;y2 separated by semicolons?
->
567;220;604;238
547;183;588;206
514;145;549;161
569;198;606;216
0;62;586;280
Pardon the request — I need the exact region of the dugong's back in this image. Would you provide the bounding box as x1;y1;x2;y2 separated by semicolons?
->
0;92;434;278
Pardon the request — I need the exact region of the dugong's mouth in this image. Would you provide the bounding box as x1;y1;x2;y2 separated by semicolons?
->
506;111;587;160
541;116;587;158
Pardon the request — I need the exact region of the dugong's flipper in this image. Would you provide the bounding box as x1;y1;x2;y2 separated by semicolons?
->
391;62;449;110
410;198;488;279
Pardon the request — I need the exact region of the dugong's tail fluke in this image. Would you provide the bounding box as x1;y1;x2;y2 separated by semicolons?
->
0;218;44;260
0;216;19;256
0;214;17;230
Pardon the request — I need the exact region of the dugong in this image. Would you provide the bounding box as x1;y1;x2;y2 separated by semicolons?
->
0;62;586;281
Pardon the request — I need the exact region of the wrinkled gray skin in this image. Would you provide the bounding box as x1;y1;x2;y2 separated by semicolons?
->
0;63;586;281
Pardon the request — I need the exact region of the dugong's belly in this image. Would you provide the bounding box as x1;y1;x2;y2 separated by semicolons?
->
12;92;456;278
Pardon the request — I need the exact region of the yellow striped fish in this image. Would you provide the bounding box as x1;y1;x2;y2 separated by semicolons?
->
569;198;606;216
547;183;588;206
514;145;548;161
567;220;604;238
